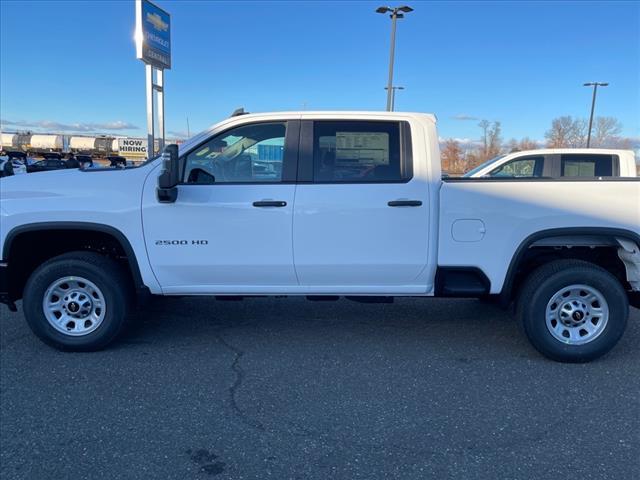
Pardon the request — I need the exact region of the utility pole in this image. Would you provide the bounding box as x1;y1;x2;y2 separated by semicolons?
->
376;5;413;111
384;86;405;111
583;82;608;148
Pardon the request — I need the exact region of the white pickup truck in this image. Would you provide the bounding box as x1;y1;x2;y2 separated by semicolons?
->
1;111;639;362
464;148;638;178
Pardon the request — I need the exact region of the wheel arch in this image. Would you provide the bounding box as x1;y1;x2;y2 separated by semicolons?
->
501;227;640;302
3;221;146;301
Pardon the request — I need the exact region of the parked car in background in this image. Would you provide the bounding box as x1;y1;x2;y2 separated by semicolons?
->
76;154;95;169
27;159;68;173
464;149;637;178
26;153;69;173
0;157;15;177
0;151;28;176
107;155;127;168
25;155;39;167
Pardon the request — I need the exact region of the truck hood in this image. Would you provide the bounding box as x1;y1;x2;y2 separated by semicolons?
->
0;164;157;214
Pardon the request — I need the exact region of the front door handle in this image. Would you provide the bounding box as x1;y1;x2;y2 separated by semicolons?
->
253;200;287;207
388;200;422;207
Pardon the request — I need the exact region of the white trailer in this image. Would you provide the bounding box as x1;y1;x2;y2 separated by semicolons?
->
69;136;96;151
29;135;63;151
1;133;16;150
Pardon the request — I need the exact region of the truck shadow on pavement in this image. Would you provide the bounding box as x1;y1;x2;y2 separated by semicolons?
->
123;296;523;358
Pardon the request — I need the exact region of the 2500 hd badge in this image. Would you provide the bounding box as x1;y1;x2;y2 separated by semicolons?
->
155;240;209;245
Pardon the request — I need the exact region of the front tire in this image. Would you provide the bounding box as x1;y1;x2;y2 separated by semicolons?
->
23;252;133;351
517;259;628;363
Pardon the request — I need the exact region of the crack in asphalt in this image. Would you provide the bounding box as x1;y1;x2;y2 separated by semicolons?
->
212;328;266;433
202;302;548;452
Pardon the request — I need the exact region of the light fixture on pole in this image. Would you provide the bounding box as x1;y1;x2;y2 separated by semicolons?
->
376;5;413;111
384;85;405;111
583;82;608;148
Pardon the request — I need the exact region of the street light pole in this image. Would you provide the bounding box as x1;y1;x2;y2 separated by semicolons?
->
385;12;398;111
384;85;405;111
583;82;608;148
377;5;413;111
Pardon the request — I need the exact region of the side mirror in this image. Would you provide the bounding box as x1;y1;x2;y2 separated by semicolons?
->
157;144;180;203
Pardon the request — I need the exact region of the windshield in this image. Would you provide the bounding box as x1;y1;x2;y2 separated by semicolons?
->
462;154;506;177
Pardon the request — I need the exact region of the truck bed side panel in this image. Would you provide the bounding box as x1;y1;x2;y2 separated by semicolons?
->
439;180;640;293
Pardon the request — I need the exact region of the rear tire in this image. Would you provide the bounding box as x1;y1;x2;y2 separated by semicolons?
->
516;259;628;363
23;252;133;351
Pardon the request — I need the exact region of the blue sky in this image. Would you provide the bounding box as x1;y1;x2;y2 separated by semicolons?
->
1;0;638;142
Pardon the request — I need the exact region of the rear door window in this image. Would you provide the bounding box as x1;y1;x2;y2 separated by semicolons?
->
312;121;411;183
560;154;616;177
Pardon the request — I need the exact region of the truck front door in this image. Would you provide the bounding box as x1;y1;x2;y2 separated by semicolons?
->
142;120;300;293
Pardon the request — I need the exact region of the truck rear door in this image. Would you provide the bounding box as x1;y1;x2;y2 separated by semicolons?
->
292;119;430;292
554;153;620;177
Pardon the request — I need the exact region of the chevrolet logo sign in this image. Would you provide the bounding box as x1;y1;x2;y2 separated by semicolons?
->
146;12;168;32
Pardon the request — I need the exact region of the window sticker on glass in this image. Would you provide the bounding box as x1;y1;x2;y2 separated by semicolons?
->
335;132;389;166
563;160;595;177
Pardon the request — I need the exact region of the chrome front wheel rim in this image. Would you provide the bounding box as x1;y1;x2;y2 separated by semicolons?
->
545;284;609;345
42;276;106;336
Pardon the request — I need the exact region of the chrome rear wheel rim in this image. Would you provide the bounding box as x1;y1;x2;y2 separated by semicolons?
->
545;284;609;345
42;276;106;336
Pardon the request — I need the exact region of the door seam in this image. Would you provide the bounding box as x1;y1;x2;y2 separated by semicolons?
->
291;183;301;285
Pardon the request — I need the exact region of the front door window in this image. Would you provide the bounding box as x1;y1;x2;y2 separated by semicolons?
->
184;122;286;184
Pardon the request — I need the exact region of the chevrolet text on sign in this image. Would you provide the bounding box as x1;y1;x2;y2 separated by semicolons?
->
135;0;171;70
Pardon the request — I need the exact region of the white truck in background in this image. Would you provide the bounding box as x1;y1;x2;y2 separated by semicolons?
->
464;148;638;178
1;111;639;362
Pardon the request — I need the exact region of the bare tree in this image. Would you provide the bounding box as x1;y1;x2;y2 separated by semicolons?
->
464;149;487;173
478;119;490;157
546;116;626;148
441;139;465;175
601;136;632;149
545;116;586;147
487;121;502;158
476;119;502;161
592;116;623;147
507;137;539;152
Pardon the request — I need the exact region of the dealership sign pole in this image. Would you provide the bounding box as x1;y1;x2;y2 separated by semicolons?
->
135;0;171;158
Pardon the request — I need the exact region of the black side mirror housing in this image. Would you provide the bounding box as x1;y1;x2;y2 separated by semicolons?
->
157;144;180;203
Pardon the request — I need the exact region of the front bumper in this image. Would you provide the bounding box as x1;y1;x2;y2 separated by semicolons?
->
0;262;17;311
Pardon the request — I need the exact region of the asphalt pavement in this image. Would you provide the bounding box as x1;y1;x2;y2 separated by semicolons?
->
1;297;639;480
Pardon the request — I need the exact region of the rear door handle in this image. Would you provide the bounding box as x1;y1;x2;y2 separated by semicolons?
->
388;200;422;207
253;200;287;207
